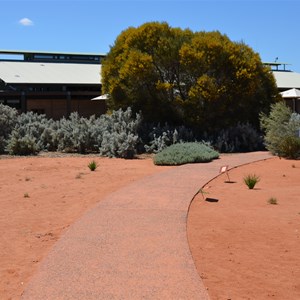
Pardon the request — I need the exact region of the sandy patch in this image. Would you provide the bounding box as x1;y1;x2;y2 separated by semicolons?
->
0;154;173;300
188;157;300;300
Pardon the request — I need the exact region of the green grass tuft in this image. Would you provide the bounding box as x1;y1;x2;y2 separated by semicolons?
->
88;160;98;171
243;174;260;189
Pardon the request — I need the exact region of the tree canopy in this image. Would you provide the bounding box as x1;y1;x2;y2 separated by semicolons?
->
101;22;279;132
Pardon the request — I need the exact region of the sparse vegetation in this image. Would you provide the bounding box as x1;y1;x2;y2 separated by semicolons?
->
268;197;278;205
24;193;30;198
243;174;260;189
197;188;209;200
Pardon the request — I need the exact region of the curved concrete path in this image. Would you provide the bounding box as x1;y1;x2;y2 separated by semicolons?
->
22;152;272;300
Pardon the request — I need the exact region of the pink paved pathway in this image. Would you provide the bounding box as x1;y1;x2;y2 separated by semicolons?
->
22;152;272;299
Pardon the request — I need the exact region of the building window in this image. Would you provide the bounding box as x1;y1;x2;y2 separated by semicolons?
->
34;54;54;60
7;99;21;109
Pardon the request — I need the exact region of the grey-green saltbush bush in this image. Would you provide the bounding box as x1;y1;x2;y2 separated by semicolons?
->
0;104;18;153
153;142;219;165
6;130;38;155
6;112;56;155
260;101;300;158
99;107;141;158
55;108;141;157
4;107;142;157
56;113;101;154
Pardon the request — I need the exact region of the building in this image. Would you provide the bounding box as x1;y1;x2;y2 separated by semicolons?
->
265;62;300;91
266;62;300;113
0;50;107;119
1;50;300;118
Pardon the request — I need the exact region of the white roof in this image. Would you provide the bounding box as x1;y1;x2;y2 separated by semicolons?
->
91;94;109;100
273;71;300;89
0;61;102;85
2;60;298;89
280;88;300;98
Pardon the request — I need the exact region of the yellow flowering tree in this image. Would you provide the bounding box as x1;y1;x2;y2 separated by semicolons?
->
102;22;278;132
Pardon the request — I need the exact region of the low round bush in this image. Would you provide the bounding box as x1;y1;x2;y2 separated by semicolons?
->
6;130;38;155
153;142;219;165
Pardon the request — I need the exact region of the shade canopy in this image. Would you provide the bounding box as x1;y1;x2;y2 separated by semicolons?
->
280;88;300;98
91;94;109;101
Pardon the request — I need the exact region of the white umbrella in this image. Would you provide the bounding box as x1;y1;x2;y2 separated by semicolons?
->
280;88;300;98
91;94;109;101
280;88;300;113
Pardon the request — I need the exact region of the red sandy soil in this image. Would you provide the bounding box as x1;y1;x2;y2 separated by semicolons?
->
0;154;173;300
188;157;300;300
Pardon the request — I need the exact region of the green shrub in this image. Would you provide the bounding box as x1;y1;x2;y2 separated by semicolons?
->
260;101;300;158
243;174;260;189
153;142;219;165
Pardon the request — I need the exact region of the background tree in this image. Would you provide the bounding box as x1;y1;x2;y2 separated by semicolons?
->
102;22;279;133
102;22;193;124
